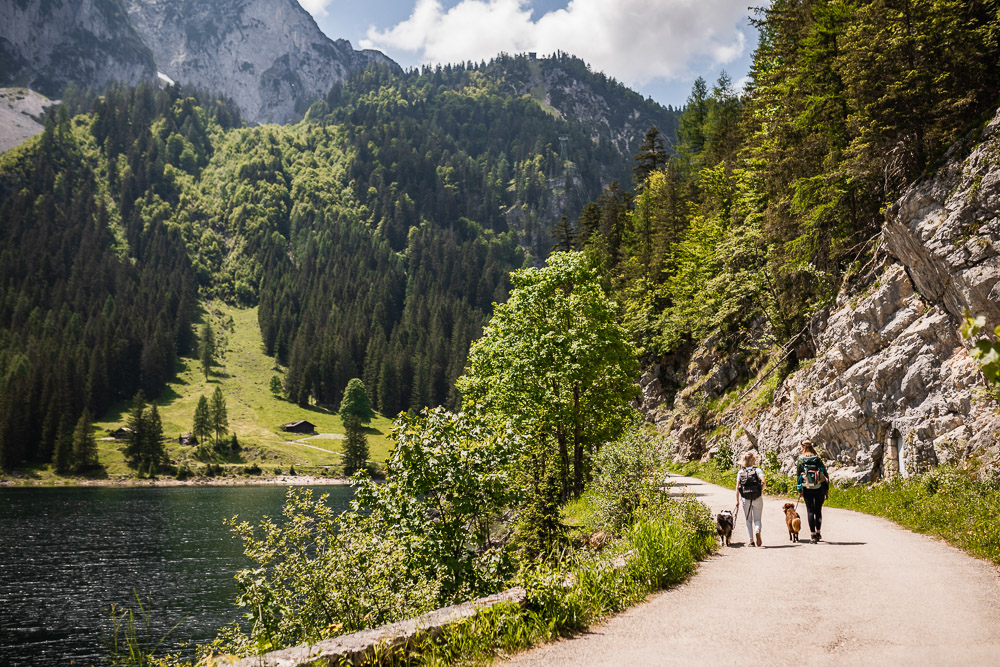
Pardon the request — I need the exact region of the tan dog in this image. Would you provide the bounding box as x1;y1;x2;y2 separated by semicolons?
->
782;503;801;542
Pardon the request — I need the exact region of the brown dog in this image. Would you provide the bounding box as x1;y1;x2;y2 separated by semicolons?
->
782;503;801;542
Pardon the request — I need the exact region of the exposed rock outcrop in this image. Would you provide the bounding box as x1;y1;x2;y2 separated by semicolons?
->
0;0;157;96
738;110;1000;479
657;108;1000;481
122;0;396;125
0;0;396;126
0;88;56;154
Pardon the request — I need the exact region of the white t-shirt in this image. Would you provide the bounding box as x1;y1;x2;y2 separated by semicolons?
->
737;466;765;494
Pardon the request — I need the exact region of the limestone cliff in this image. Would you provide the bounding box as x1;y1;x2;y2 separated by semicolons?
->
0;0;157;96
0;0;396;126
657;107;1000;482
121;0;396;125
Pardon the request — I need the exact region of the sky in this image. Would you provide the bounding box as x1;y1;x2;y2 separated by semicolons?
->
297;0;760;110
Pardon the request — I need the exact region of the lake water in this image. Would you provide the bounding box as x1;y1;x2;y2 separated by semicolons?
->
0;484;354;665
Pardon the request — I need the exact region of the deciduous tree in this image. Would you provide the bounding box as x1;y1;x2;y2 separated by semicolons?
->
458;251;638;510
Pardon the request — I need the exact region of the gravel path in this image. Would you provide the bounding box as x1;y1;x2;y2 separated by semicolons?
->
506;473;1000;666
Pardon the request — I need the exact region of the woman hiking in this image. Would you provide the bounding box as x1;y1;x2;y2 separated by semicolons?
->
796;439;829;543
735;451;766;546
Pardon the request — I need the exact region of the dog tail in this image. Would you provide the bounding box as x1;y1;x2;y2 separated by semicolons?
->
792;517;801;532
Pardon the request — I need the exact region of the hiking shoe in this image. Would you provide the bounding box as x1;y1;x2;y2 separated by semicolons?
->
815;531;822;542
755;531;761;547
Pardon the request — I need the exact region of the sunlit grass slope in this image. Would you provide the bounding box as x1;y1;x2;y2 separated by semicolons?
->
91;303;395;478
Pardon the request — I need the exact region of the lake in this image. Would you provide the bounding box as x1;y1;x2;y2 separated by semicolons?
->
0;484;354;665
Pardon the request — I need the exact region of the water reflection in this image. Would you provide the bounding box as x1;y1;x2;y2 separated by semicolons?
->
0;485;353;665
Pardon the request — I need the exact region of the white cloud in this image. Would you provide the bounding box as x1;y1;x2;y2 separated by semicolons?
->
360;0;752;87
299;0;334;18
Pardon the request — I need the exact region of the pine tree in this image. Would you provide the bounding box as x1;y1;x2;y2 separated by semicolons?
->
193;394;211;448
550;216;578;253
210;386;228;449
632;126;668;186
124;391;146;469
71;408;98;472
200;321;215;381
145;402;164;470
342;414;369;477
339;378;375;424
52;416;73;474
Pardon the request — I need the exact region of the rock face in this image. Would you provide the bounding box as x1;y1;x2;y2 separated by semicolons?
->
122;0;396;125
0;88;56;154
735;109;1000;480
0;0;396;126
0;0;157;96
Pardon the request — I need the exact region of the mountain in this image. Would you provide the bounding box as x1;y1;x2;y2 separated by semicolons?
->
0;0;157;95
121;0;396;124
0;56;680;469
0;0;395;125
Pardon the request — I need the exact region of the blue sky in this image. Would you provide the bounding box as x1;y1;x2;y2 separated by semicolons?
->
298;0;759;110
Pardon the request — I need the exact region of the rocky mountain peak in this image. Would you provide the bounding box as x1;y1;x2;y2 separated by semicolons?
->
0;0;398;126
0;0;157;96
122;0;397;124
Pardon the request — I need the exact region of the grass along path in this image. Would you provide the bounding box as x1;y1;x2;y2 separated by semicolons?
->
507;473;1000;666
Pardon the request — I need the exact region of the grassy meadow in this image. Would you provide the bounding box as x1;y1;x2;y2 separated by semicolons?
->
6;303;397;484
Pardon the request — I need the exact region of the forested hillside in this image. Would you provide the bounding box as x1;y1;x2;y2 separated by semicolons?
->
0;55;677;470
573;0;1000;385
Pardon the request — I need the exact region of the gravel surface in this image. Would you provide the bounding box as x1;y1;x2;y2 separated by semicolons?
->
506;473;1000;666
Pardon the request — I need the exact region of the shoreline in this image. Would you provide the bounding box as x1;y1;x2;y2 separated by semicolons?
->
0;474;351;488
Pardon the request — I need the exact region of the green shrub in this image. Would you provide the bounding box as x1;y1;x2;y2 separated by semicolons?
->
209;489;442;658
405;498;714;665
591;431;668;533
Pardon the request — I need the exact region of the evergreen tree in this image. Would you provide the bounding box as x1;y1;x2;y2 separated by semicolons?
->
71;408;98;472
342;414;369;476
123;391;147;469
210;386;228;448
632;126;668;186
339;378;375;424
193;395;212;448
200;321;215;381
52;416;73;474
550;216;578;253
145;402;164;470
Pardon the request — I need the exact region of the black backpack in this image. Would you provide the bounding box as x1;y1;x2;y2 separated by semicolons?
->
739;467;762;499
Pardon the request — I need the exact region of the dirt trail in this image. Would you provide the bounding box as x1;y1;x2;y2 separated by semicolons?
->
507;473;1000;666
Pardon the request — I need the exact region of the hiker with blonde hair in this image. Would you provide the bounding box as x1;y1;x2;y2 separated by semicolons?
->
735;451;766;546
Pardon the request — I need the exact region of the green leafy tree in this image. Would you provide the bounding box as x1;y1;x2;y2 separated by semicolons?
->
219;489;442;654
193;395;212;449
341;415;369;477
122;392;165;474
458;251;639;555
961;315;1000;385
210;386;228;449
352;408;519;596
269;375;283;397
200;321;215;381
338;378;375;424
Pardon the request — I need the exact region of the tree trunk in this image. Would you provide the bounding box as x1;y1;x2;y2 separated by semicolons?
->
572;383;583;496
